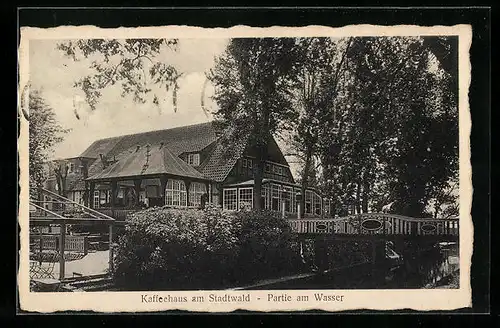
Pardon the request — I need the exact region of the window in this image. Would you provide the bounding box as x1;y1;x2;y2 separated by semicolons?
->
189;182;207;207
247;159;253;168
223;189;237;211
305;190;313;214
265;163;271;173
165;179;187;207
261;185;270;209
323;198;331;216
187;153;200;166
282;186;293;213
242;159;247;168
68;162;75;173
100;190;110;206
294;188;301;213
271;184;282;211
93;191;100;208
239;188;253;209
314;193;322;215
273;165;279;174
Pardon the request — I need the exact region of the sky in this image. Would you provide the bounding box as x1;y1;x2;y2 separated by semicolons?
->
29;38;230;159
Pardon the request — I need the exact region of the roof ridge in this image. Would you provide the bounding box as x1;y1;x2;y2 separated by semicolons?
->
91;121;214;144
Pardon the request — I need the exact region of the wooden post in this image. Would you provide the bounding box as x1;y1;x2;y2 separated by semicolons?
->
281;201;286;219
38;228;43;265
207;183;212;204
59;222;66;280
184;180;191;207
84;236;88;255
133;179;141;208
159;176;168;206
108;224;114;274
110;180;117;207
296;192;302;220
88;182;95;209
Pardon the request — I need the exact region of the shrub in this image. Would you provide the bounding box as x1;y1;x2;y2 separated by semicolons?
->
112;206;302;290
232;209;301;284
112;205;239;290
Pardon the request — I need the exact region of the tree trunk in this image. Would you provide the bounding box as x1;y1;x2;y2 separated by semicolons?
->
253;95;271;211
362;174;370;213
300;147;313;216
355;181;361;214
253;142;267;210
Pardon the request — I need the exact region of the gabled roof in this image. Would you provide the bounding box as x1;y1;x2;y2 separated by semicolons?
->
87;144;205;181
80;122;218;159
199;135;248;182
80;136;122;159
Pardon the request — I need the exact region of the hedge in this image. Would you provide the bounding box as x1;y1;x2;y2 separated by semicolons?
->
111;205;302;290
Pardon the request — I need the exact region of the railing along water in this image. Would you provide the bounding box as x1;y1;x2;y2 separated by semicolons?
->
289;213;459;238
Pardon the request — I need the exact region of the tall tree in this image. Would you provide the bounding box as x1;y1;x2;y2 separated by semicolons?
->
208;38;300;209
290;37;352;215
28;89;68;200
57;39;181;114
319;36;459;217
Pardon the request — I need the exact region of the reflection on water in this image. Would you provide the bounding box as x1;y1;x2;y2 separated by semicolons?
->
248;241;459;290
385;242;459;289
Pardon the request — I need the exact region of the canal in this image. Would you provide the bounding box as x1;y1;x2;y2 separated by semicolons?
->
241;241;460;290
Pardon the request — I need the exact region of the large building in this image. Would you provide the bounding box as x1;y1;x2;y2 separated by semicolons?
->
43;122;331;220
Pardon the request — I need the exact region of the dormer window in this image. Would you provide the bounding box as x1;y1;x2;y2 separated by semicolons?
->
247;159;253;169
187;153;200;166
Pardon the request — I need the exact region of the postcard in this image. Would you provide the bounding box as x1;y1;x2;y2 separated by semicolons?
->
18;23;472;312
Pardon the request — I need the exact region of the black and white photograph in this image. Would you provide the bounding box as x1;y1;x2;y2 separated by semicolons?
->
18;24;473;312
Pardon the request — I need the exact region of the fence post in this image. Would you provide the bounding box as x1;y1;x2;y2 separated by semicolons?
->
84;236;88;255
38;228;43;265
59;222;66;280
108;224;114;275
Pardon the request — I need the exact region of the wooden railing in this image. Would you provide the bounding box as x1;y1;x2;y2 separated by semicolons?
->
289;213;459;237
31;188;115;222
30;235;88;254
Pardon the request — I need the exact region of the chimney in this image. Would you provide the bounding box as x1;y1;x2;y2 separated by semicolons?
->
159;142;164;150
99;154;109;169
135;145;141;153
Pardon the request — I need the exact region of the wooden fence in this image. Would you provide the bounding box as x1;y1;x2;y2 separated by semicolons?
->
30;235;88;255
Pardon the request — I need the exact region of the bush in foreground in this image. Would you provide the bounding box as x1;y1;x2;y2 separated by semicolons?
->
112;205;300;290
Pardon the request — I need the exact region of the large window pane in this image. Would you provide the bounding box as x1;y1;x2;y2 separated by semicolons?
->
271;184;281;211
223;189;237;211
282;186;293;213
165;179;187;207
239;187;253;210
305;190;313;214
189;182;207;207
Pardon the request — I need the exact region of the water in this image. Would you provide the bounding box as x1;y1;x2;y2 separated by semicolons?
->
245;241;460;290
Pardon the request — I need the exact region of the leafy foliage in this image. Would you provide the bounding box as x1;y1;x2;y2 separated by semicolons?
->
234;209;300;283
287;36;459;218
208;38;301;209
57;39;180;112
28;90;68;199
112;205;300;290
